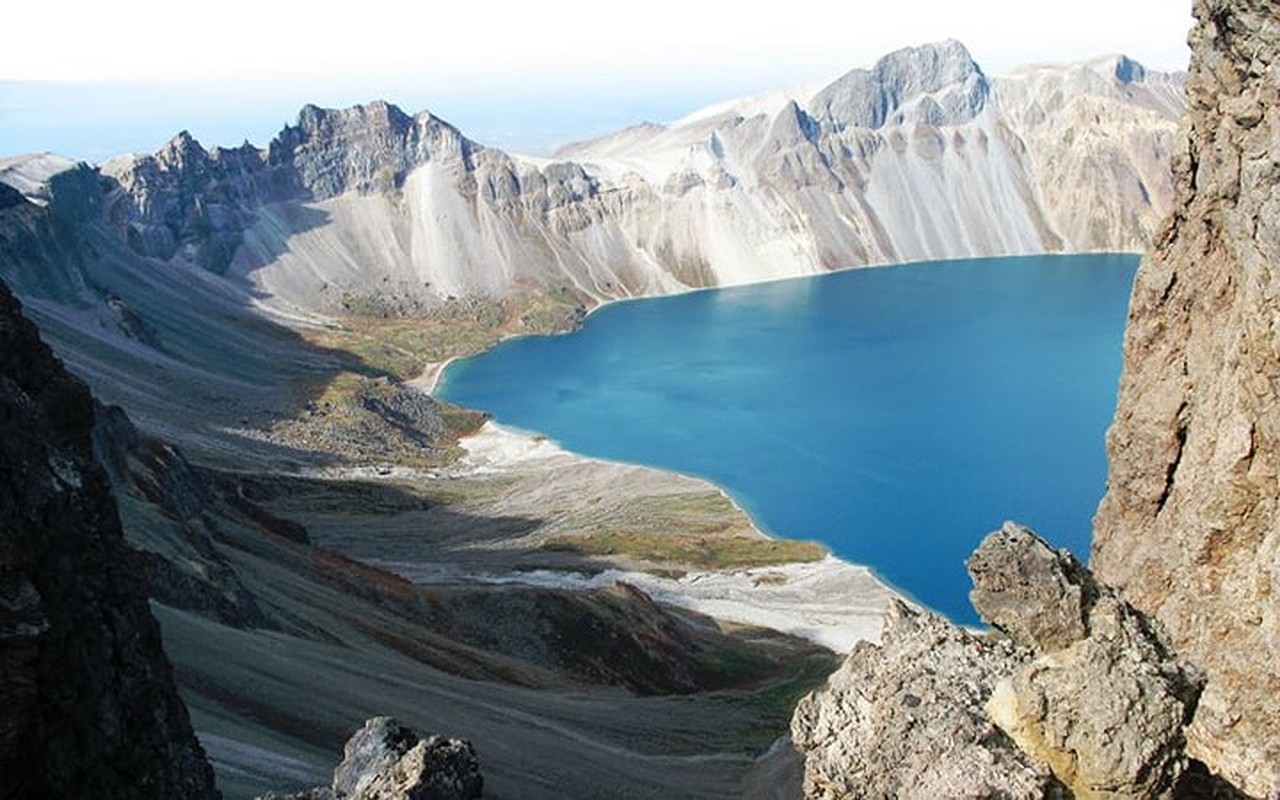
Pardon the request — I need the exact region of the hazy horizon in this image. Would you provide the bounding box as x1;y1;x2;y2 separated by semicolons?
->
2;0;1194;163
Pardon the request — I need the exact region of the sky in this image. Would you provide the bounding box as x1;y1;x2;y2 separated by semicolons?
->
2;0;1195;161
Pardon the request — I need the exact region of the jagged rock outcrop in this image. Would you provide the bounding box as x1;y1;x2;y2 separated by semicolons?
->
102;132;288;273
807;39;989;129
968;523;1098;652
1091;1;1280;795
790;599;1059;799
972;525;1201;799
0;280;219;798
792;523;1203;799
261;717;482;800
91;401;270;626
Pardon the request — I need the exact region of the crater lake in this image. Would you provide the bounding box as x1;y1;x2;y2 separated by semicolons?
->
437;253;1138;624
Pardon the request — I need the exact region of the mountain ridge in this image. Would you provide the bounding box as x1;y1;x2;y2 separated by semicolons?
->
2;40;1184;316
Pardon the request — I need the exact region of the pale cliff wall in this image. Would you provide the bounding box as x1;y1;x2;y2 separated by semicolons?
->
1092;0;1280;795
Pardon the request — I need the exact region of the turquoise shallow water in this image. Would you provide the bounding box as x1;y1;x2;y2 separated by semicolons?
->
438;254;1139;624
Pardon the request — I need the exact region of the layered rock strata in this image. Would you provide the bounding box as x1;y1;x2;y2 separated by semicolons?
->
1092;1;1280;794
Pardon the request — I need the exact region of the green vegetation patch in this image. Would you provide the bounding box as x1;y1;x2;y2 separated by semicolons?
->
306;291;588;381
710;653;838;748
542;530;826;570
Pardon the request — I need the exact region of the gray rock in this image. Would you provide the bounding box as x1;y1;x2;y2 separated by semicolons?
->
808;40;989;130
332;717;422;798
986;595;1201;799
267;717;482;800
0;280;219;798
791;599;1060;800
91;401;268;627
972;527;1203;793
793;523;1205;799
968;521;1097;653
973;525;1202;799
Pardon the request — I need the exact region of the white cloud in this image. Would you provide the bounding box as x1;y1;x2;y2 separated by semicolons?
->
4;0;1193;83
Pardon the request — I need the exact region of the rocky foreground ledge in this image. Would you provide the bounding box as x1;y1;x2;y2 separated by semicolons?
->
259;717;482;800
791;522;1243;799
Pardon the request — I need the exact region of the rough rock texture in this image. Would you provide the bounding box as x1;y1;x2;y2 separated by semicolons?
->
808;39;989;129
793;523;1205;800
262;717;482;800
968;522;1098;652
790;599;1060;800
1091;1;1280;795
973;525;1201;799
0;280;219;798
995;55;1185;251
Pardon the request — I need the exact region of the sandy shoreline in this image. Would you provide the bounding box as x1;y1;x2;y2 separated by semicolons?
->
407;355;460;395
411;296;620;396
379;555;894;653
435;421;900;653
404;288;901;654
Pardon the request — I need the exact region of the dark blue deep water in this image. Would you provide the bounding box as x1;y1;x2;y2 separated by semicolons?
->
438;254;1138;624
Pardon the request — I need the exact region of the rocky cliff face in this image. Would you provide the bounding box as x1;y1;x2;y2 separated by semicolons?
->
1092;1;1280;795
0;280;219;799
4;41;1182;316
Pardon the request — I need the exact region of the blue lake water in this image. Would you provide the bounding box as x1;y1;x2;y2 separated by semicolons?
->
437;254;1138;624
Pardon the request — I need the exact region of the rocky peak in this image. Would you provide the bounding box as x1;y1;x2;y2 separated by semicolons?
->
296;100;415;137
272;100;477;199
1092;0;1280;795
808;39;989;130
157;129;210;168
100;131;275;273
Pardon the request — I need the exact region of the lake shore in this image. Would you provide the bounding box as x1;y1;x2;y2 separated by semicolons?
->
427;420;901;652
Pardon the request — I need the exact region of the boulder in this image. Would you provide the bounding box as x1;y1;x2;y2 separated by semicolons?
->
792;522;1207;799
263;717;482;800
791;599;1060;799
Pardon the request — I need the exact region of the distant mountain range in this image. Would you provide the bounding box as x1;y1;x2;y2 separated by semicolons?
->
2;41;1183;321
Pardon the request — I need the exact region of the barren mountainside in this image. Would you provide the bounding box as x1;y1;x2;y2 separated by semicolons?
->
3;41;1182;320
0;35;1233;798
